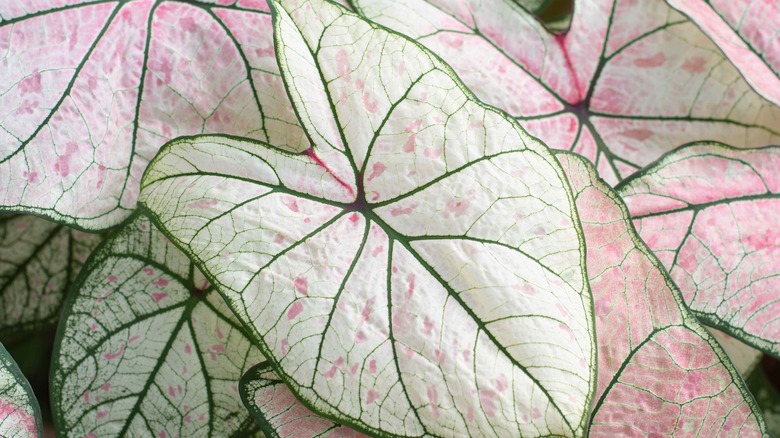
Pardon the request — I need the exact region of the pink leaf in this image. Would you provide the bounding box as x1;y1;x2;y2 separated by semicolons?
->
618;142;780;359
557;152;765;435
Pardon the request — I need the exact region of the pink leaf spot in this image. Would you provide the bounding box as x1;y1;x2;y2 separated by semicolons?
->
274;233;285;243
152;293;168;303
184;343;192;355
215;326;224;340
403;134;417;153
424;147;442;158
355;330;367;343
390;205;416;216
143;267;154;276
406;273;415;299
427;385;440;418
19;73;42;94
179;16;197;32
423;316;434;336
158;432;166;438
294;276;308;295
479;389;497;417
211;344;225;354
363;92;378;113
96;410;108;420
103;344;125;361
282;197;300;212
633;52;666;68
366;162;386;181
187;198;218;209
107;275;118;284
336;49;350;75
371;245;384;257
495;374;508;392
168;386;175;397
366;389;379;404
369;359;377;374
619;129;654;141
445;198;470;218
287;301;304;320
350;362;359;375
682;56;707;74
83;391;91;403
55;156;70;177
281;338;289;355
101;383;111;392
361;297;375;321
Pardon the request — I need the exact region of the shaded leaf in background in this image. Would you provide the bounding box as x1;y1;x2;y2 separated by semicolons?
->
51;213;264;436
0;215;101;338
668;0;780;106
617;143;780;359
0;341;42;438
747;362;780;436
241;363;364;437
0;0;304;230
557;151;765;436
140;0;596;434
351;0;780;184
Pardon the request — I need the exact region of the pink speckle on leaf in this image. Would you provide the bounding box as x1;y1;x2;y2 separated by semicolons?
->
184;343;192;354
366;162;386;181
495;374;508;392
83;390;91;403
682;56;707;74
445;198;470;218
107;275;118;284
619;128;654;141
350;362;359;374
101;383;111;392
423;316;434;336
186;198;218;209
215;326;224;340
96;410;108;420
633;52;666;68
369;359;377;374
179;16;197;32
405;273;415;299
390;205;416;216
281;338;289;355
366;389;379;404
427;385;440;418
282;197;300;212
363;92;378;113
325;357;344;378
287;301;304;320
361;297;375;321
371;245;384;257
19;73;42;94
168;386;176;397
294;276;308;295
274;233;285;243
211;344;225;354
336;49;350;75
424;147;442;158
355;330;367;343
479;389;497;417
152;292;168;303
403;134;417;153
103;344;125;361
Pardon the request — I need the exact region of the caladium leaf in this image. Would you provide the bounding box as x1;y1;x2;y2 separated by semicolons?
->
667;0;780;106
0;341;42;438
51;213;265;436
350;0;780;185
139;0;596;434
0;0;305;230
616;143;780;359
241;363;364;437
747;364;780;436
0;215;101;337
556;152;766;436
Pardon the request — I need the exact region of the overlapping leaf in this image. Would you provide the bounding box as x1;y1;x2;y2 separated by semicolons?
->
351;0;780;185
0;215;101;338
140;0;596;435
557;152;765;436
241;363;365;437
617;143;780;359
709;328;762;377
667;0;780;106
0;0;305;230
0;341;42;438
51;213;264;436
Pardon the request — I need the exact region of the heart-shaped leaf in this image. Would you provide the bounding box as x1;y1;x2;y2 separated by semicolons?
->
139;0;596;435
51;213;265;436
0;341;42;438
0;0;304;230
557;151;766;436
617;143;780;359
241;363;365;437
350;0;780;184
0;215;101;337
667;0;780;106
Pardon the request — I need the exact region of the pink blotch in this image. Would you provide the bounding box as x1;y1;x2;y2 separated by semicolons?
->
355;79;365;90
211;344;225;354
363;92;378;113
371;245;384;257
442;34;463;48
287;301;304;320
86;434;97;438
423;148;442;159
445;198;470;218
682;56;707;74
403;134;417;153
369;359;377;374
366;162;386;181
633;52;666;68
532;408;541;419
19;73;42;94
281;338;289;355
187;198;218;209
350;362;359;375
366;389;379;404
294;276;308;295
325;357;344;378
158;432;166;438
427;385;440;418
361;297;375;321
26;172;39;184
467;405;475;422
168;386;175;397
103;344;125;361
336;49;350;75
184;343;192;354
479;389;497;417
143;267;154;276
101;383;111;392
619;128;654;141
435;349;446;365
355;331;367;343
152;292;168;303
215;326;224;340
90;323;97;331
495;374;508;392
184;416;191;424
423;316;434;336
390;205;416;216
96;410;108;420
282;197;300;212
16;99;39;115
369;191;380;201
179;16;197;32
83;390;91;403
179;385;184;395
274;233;285;244
745;228;780;251
406;273;415;299
349;213;360;224
107;275;118;284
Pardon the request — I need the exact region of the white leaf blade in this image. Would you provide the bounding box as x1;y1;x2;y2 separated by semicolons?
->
0;342;43;438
